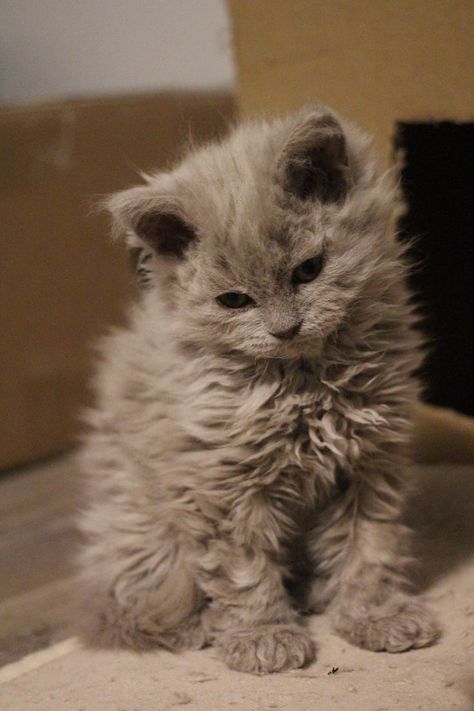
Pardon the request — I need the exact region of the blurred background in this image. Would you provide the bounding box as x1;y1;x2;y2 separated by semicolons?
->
1;0;234;103
1;0;236;470
0;0;473;670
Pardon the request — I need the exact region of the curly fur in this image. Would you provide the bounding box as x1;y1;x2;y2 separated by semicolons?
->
76;105;440;673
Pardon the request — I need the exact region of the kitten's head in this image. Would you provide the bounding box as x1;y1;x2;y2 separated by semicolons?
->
108;105;403;359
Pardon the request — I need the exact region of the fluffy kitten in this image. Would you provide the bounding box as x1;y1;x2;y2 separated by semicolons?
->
77;105;440;673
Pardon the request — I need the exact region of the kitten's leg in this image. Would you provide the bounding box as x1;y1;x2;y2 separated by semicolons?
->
196;538;315;674
77;527;207;652
307;472;440;652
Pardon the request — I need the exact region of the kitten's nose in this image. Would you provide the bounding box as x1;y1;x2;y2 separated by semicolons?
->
270;320;303;341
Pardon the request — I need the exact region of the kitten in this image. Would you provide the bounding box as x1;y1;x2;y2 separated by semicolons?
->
77;105;440;674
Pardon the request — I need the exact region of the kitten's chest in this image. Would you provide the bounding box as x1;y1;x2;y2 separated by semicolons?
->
183;363;358;488
244;384;353;477
229;380;354;513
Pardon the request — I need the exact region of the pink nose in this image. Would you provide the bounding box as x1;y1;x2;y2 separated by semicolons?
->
270;321;303;340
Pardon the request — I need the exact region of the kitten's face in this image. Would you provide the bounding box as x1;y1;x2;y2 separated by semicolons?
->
177;213;358;359
109;107;398;360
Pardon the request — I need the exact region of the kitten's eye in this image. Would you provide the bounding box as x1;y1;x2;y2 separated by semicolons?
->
292;256;324;284
216;292;254;309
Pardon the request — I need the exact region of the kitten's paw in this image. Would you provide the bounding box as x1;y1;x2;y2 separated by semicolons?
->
335;596;440;653
158;614;209;652
124;613;208;652
217;623;315;674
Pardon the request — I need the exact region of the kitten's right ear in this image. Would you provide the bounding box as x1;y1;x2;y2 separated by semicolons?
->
105;186;197;259
278;109;352;203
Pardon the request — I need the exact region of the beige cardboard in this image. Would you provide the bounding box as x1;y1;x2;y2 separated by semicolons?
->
230;0;474;161
0;92;234;469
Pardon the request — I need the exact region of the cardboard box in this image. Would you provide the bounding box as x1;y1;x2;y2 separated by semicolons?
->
229;0;474;161
0;92;234;469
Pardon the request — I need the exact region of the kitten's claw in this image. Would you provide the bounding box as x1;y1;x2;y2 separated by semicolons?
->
217;623;315;674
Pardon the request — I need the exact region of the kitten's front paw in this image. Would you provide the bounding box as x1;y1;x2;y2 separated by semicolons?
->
335;596;440;653
159;614;209;652
217;623;315;674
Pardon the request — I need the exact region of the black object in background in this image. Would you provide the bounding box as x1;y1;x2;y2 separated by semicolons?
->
395;122;474;417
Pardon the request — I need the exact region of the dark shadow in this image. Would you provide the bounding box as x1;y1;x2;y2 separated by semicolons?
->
405;464;474;591
396;122;474;417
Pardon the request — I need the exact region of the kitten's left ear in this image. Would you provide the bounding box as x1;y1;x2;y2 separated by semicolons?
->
105;185;197;259
278;109;352;203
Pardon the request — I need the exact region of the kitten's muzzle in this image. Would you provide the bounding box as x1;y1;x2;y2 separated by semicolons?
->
270;320;303;341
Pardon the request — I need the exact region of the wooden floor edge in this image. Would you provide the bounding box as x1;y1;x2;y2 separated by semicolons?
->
0;637;80;685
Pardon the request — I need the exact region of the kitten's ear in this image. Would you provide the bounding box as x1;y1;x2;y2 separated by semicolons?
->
278;110;351;203
105;185;197;259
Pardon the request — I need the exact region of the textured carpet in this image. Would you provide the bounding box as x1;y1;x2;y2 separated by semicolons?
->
0;460;473;709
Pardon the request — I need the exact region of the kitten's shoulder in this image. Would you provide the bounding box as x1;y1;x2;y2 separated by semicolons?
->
91;295;183;408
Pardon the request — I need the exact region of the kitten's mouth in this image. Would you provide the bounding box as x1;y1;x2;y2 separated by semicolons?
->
250;335;324;360
277;342;323;359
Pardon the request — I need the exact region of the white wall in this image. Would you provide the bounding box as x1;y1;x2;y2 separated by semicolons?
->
0;0;235;104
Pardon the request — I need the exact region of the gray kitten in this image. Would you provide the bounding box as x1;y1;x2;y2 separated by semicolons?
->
77;105;440;673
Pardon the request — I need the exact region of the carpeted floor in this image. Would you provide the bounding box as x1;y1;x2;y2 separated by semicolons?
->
0;455;473;709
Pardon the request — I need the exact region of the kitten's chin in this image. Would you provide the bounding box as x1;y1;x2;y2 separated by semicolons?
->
244;338;324;361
